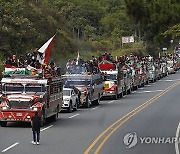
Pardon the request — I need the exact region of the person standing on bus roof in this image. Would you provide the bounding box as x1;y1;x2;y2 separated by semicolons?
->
31;111;41;145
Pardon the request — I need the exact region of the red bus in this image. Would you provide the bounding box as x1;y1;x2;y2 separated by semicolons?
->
0;75;63;127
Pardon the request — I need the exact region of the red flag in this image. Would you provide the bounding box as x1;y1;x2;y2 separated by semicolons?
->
37;33;57;64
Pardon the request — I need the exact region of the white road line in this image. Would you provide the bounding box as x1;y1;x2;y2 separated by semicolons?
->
145;85;151;87
138;88;144;90
108;101;114;104
68;114;79;119
136;90;163;94
175;122;180;154
159;80;174;82
78;109;89;111
132;91;136;93
123;95;127;98
2;142;19;153
92;106;100;110
40;125;53;132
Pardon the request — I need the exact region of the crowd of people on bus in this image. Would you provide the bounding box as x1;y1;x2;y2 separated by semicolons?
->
65;51;180;78
3;49;61;78
4;48;179;78
4;50;41;69
66;58;99;74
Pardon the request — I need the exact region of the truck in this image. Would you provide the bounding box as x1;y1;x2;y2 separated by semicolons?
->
141;63;149;85
98;60;125;99
63;73;103;108
148;61;156;82
161;62;168;77
123;65;133;94
0;69;63;127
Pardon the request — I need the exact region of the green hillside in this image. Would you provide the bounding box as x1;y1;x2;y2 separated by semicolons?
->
0;0;179;70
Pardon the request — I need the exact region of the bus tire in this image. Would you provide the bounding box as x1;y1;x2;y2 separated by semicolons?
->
73;100;78;111
85;96;91;108
0;121;7;127
95;94;100;105
53;106;59;121
41;110;46;127
68;102;73;113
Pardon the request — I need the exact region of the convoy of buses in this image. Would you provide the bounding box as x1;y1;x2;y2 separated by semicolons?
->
0;51;180;127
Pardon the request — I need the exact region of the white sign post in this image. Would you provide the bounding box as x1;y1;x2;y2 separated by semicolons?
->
122;36;135;44
121;36;135;48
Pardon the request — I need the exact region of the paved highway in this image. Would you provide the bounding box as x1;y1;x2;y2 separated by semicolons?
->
1;72;180;154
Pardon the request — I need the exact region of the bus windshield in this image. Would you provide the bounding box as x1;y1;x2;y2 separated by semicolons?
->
25;84;46;93
63;90;71;96
106;74;117;80
64;80;90;88
2;83;46;93
2;83;24;93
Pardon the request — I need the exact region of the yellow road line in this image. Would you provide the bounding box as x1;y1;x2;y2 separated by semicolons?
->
84;80;180;154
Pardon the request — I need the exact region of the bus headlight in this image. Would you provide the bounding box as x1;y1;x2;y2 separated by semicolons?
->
2;106;9;110
64;98;70;101
32;107;38;111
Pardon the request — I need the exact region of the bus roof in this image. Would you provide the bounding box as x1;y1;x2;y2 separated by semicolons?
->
1;78;48;84
62;73;101;80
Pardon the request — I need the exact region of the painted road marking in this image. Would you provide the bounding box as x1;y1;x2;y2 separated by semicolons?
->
159;80;174;82
175;122;180;154
40;125;53;132
136;90;163;94
108;101;114;104
92;107;100;110
145;85;151;87
138;88;144;90
2;142;19;153
78;109;89;111
84;80;180;154
68;114;79;119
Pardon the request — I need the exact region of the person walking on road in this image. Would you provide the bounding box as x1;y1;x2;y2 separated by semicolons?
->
31;111;41;145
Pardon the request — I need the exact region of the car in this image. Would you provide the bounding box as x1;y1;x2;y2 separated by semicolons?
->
62;88;78;112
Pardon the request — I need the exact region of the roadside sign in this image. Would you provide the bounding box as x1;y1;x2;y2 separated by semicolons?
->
162;48;167;51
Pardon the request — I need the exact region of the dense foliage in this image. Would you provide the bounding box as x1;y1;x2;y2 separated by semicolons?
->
0;0;179;65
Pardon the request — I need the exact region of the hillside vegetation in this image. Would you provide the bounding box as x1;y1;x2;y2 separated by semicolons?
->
0;0;179;68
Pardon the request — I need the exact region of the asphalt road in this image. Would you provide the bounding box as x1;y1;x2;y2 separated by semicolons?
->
1;72;180;154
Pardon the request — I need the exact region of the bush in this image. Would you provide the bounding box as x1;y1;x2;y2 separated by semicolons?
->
91;40;114;52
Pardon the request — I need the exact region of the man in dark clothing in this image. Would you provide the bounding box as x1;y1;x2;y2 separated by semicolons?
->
31;111;41;145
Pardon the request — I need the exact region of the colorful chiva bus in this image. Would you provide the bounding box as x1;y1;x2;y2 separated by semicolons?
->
0;76;63;127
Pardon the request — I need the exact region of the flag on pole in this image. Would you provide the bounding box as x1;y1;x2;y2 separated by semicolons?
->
76;49;80;65
37;33;57;64
159;52;161;58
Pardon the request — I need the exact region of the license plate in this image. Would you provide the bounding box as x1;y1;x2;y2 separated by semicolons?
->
16;113;22;116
